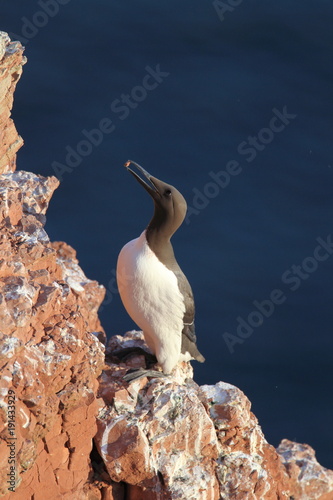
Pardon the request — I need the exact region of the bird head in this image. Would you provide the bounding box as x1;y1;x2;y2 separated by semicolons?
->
124;160;187;239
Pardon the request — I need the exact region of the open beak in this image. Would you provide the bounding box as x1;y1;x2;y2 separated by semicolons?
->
124;160;160;198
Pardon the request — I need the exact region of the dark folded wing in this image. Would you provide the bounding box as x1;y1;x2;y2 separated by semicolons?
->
172;268;205;362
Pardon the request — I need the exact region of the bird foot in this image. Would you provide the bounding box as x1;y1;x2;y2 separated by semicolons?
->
109;347;157;365
123;368;167;383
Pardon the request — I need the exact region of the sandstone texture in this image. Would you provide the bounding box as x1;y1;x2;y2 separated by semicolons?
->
0;171;106;500
1;31;333;500
0;32;25;174
0;34;106;499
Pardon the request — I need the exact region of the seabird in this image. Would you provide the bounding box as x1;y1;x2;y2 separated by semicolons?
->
116;160;205;381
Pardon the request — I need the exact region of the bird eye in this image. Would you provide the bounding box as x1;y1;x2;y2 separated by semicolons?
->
164;189;172;197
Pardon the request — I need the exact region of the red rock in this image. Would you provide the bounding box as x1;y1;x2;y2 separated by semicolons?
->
95;331;333;499
95;332;220;499
277;439;333;500
0;32;25;173
0;33;105;500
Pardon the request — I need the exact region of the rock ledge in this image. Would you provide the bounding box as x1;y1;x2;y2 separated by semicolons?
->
94;331;333;500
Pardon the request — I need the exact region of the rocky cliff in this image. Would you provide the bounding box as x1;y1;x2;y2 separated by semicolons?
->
0;33;106;499
0;32;333;500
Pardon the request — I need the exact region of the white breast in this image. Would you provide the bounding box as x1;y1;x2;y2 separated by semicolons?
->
116;231;185;374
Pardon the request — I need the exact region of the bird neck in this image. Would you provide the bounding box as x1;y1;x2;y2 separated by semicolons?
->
144;203;183;267
146;205;177;240
145;225;176;268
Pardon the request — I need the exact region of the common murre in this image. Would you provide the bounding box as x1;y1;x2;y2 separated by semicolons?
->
116;160;205;381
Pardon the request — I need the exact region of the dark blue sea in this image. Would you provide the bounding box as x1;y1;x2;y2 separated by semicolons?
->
2;0;333;468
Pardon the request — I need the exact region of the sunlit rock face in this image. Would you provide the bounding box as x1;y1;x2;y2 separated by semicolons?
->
95;331;333;499
0;33;106;500
0;32;25;174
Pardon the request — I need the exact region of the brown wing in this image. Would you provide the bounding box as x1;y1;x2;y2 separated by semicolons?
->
172;268;205;363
